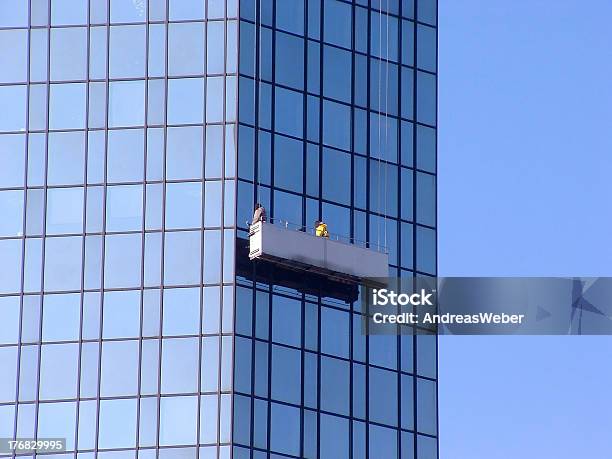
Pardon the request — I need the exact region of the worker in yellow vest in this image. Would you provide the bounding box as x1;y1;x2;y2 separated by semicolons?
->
315;220;329;238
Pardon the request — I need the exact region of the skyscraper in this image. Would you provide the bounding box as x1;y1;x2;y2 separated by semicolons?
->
0;1;436;459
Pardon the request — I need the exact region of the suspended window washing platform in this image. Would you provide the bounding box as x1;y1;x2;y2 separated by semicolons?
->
247;220;389;287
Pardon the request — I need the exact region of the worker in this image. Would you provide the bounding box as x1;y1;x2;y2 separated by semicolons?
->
315;220;329;238
252;203;266;225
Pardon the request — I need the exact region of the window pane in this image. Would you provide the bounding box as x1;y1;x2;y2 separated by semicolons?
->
322;147;350;205
417;71;436;126
160;396;198;446
110;0;147;22
47;131;85;185
417;25;437;72
44;236;82;291
271;295;301;347
49;83;86;130
167;127;203;180
164;231;202;286
42;293;80;341
163;288;200;336
0;134;26;187
37;402;76;450
0;30;28;83
169;0;205;20
103;290;141;339
323;100;350;151
204;181;222;227
0;85;26;132
0;239;22;294
321;307;349;357
109;81;145;127
270;403;300;456
99;399;138;449
323;46;351;103
104;233;143;288
324;0;352;48
39;343;78;400
417;378;437;435
274;87;303;138
276;0;304;35
275;32;304;90
166;182;203;229
320;414;348;459
0;190;24;237
274;135;303;194
101;340;140;396
161;338;199;394
106;185;143;232
170;22;205;76
321;356;349;415
271;345;301;404
369;367;398;426
207;21;225;74
51;28;87;81
168;78;205;124
46;187;84;235
51;0;87;25
110;25;146;78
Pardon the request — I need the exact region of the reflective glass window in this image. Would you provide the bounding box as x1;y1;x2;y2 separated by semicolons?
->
417;434;438;459
204;181;222;227
107;128;145;183
110;0;147;22
323;100;351;151
416;125;436;172
206;76;225;122
203;230;222;284
370;113;398;162
0;190;24;237
369;334;397;369
104;233;143;288
42;293;80;341
200;395;219;444
98;399;138;449
170;22;206;76
402;20;415;66
51;0;87;25
49;83;86;130
369;367;398;426
417;378;437;435
274;87;303;138
371;59;399;116
0;85;26;132
0;347;17;402
321;356;350;415
417;25;437;72
164;231;202;286
271;345;301;404
0;30;28;83
321;306;349;358
110;25;146;78
417;71;436;126
46;187;84;235
168;78;205;124
39;343;78;400
43;236;82;291
201;336;220;391
109;80;145;127
418;0;437;26
401;374;414;430
101;340;139;396
160;396;199;446
37;402;76;450
207;21;225;74
0;296;19;345
371;12;399;61
320;414;349;459
0;135;26;187
276;0;304;35
106;185;143;232
323;46;351;103
0;0;28;26
275;32;304;90
417;172;436;226
322;148;350;205
47;131;85;185
166;182;203;229
274;135;303;194
149;24;167;77
50;28;87;81
369;424;397;458
0;239;22;294
103;290;141;338
270;403;300;456
169;0;205;20
416;226;436;274
271;295;301;347
161;338;199;393
163;288;201;336
323;0;352;49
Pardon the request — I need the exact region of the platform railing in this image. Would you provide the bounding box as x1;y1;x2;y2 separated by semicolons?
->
248;217;388;254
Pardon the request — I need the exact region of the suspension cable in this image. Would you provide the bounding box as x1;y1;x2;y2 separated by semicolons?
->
377;0;383;249
383;0;389;251
255;0;261;203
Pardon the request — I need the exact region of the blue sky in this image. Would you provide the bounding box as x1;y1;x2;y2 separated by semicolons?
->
438;1;612;458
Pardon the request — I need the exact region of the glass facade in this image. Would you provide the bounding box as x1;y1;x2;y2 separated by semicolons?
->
0;0;436;458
